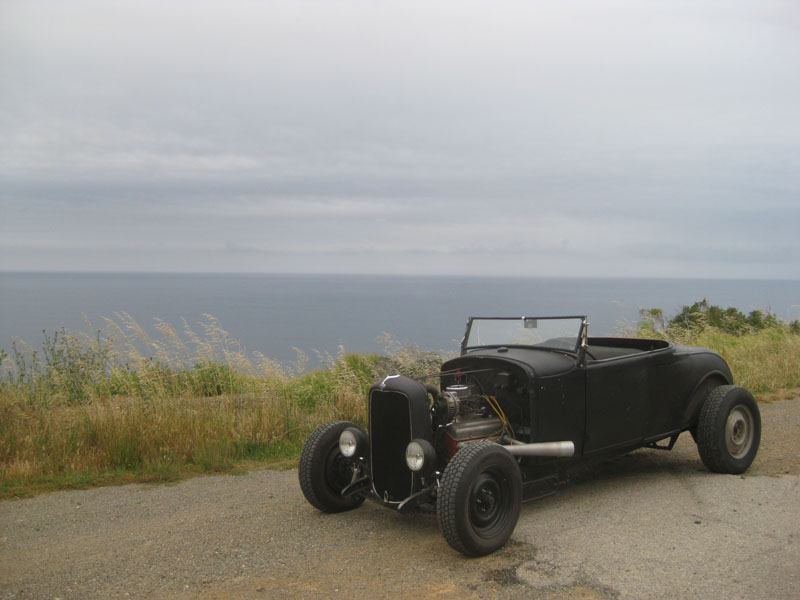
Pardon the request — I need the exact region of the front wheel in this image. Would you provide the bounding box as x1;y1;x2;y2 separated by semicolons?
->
696;385;761;474
298;421;365;513
437;441;522;556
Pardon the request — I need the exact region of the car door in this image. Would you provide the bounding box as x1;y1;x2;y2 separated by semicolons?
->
583;354;649;453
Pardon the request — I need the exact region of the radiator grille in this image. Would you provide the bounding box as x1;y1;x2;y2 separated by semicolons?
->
369;389;413;502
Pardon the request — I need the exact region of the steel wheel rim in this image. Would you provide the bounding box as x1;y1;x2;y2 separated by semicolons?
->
325;447;352;492
726;404;754;459
469;470;510;537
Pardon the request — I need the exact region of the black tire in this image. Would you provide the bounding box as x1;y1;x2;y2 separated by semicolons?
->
696;385;761;474
437;441;522;557
298;421;365;513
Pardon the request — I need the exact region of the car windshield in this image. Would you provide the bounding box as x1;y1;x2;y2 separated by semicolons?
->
463;316;586;353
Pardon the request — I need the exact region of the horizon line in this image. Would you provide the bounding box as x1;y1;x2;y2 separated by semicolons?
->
0;270;798;283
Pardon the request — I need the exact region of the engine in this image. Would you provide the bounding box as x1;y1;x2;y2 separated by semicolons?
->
438;384;505;458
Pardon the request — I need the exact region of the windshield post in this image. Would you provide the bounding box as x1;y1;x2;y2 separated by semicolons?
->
577;318;589;363
460;317;473;355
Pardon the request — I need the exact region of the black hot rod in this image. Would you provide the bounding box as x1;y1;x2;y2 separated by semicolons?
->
298;316;761;556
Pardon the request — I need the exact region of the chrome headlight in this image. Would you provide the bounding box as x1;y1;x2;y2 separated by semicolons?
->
339;426;368;458
339;429;358;457
405;439;436;473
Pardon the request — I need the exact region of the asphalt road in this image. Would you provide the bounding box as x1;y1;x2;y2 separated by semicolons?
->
1;397;798;600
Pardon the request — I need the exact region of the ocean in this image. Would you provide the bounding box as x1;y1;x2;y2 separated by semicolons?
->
1;272;798;367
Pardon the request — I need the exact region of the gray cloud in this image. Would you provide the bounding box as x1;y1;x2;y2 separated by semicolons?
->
1;0;799;279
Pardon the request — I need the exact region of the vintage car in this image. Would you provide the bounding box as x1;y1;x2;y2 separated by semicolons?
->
298;316;761;556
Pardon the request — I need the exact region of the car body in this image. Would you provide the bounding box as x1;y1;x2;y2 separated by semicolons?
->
299;316;761;556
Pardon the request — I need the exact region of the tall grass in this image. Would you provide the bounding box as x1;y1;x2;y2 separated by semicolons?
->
3;302;796;498
0;315;433;497
2;313;279;406
637;300;800;400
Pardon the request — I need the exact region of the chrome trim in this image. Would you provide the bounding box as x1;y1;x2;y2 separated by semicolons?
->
379;374;401;389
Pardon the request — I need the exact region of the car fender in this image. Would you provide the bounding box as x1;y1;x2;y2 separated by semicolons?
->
683;370;733;426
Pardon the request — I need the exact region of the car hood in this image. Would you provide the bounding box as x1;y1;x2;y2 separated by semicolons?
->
443;347;578;378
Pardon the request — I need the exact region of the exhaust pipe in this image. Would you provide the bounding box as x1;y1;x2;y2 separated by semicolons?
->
503;440;574;457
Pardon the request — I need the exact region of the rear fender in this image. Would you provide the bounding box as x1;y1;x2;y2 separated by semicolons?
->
683;371;732;427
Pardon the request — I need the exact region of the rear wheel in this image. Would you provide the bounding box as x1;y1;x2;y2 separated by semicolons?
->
696;385;761;474
437;441;522;556
298;421;365;513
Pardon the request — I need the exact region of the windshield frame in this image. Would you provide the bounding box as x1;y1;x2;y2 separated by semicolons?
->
460;315;588;355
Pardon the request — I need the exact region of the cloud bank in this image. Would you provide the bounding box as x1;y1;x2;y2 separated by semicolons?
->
1;0;798;278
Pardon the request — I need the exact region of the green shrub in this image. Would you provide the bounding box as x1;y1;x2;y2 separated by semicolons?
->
637;300;800;399
660;299;785;336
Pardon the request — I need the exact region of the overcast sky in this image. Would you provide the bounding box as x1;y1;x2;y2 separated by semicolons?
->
1;0;798;279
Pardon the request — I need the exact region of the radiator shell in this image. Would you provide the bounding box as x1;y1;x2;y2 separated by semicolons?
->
368;375;432;503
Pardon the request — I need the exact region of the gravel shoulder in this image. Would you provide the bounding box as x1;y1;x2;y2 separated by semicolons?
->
2;397;799;600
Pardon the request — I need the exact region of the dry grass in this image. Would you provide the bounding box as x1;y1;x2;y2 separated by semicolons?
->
676;327;800;400
0;315;400;497
0;385;363;482
636;304;800;402
4;305;796;498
